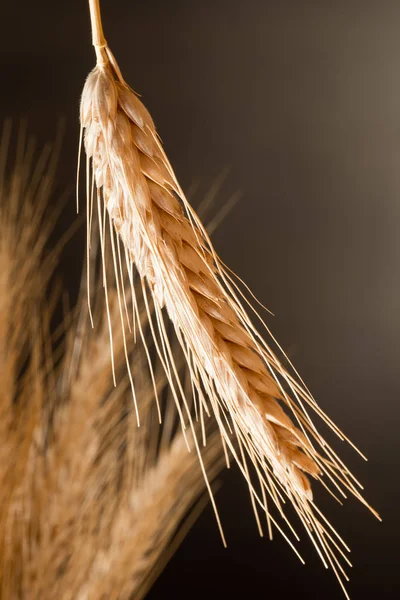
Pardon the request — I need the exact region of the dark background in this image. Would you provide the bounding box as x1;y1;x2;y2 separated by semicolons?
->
1;1;399;598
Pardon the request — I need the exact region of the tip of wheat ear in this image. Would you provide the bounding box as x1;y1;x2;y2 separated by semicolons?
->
79;54;378;596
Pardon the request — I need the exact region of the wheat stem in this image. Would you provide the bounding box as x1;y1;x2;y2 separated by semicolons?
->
88;0;108;65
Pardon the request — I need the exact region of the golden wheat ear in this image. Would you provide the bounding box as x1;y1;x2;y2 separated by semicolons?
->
27;261;224;600
79;1;379;595
0;120;72;598
0;122;225;598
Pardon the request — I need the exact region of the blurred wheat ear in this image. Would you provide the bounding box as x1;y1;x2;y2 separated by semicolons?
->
0;121;224;600
78;1;380;596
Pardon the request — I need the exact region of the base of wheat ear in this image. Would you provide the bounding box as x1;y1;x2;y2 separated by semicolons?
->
79;0;379;595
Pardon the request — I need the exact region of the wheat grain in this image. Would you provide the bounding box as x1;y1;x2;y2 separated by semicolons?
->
79;1;379;595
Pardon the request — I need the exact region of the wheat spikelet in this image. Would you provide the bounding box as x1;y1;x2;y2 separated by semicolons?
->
0;123;224;599
79;1;379;595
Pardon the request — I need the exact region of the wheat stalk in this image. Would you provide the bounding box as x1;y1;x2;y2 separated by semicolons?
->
0;120;63;598
27;295;223;600
0;123;224;599
79;1;379;595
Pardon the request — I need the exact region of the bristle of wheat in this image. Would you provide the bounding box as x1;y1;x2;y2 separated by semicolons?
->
79;52;379;596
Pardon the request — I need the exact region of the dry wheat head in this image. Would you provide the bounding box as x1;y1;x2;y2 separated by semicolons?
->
0;120;64;598
79;3;379;594
0;122;224;599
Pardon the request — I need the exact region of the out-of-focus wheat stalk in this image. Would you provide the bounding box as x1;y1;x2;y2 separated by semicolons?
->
0;120;61;598
0;122;224;600
79;1;379;596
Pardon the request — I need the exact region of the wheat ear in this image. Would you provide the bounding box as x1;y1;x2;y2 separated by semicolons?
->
0;124;225;598
28;284;223;600
80;1;379;594
0;121;66;598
